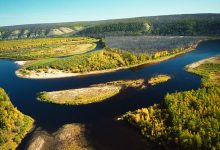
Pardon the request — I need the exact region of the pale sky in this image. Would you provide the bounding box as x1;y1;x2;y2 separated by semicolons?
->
0;0;220;26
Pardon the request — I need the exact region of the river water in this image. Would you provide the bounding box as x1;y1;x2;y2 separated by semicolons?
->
0;40;220;150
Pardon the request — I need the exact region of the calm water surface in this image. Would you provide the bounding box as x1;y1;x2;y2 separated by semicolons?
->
0;40;220;150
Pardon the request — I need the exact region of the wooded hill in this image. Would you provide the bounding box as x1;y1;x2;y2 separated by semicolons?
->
0;14;220;39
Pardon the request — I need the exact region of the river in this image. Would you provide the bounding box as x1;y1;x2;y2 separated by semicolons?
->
0;40;220;150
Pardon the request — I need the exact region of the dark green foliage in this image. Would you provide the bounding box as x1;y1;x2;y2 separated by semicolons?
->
165;87;220;149
77;21;151;37
124;56;220;149
0;88;34;149
105;36;203;54
125;87;220;149
1;14;220;40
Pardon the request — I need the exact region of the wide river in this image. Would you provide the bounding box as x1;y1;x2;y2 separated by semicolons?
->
0;40;220;150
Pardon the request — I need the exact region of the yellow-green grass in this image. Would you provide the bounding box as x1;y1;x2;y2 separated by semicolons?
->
38;85;121;105
123;56;220;149
0;37;98;60
37;79;146;105
148;74;171;86
186;55;220;87
0;88;34;150
18;45;195;79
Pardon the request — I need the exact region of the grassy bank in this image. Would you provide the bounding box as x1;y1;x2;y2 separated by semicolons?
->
37;79;146;105
0;88;34;150
123;55;220;149
0;37;98;60
17;44;195;79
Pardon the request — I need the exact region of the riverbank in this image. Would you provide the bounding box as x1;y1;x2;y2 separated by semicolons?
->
15;46;196;79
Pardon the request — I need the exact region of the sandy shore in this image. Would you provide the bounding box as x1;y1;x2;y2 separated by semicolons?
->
186;56;220;70
15;61;29;66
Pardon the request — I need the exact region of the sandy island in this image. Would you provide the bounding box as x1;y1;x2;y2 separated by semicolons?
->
27;124;94;150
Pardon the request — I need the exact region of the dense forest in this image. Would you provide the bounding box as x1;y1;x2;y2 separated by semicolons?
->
104;36;206;54
123;56;220;149
0;88;33;150
0;14;220;39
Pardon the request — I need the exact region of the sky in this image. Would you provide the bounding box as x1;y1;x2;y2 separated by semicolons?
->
0;0;220;26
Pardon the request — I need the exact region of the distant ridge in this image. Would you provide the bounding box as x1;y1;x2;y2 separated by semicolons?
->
0;13;220;40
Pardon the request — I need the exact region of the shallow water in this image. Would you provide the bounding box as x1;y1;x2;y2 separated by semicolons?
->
0;40;220;150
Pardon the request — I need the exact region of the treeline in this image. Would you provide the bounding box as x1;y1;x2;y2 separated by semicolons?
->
125;87;220;149
2;14;220;39
0;88;33;149
77;21;150;37
77;14;220;37
104;36;204;54
151;20;220;36
124;56;220;149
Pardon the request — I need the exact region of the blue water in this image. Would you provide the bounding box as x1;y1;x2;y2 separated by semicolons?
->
0;40;220;150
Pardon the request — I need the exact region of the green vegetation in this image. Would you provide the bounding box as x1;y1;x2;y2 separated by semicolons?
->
148;75;171;86
1;14;220;40
123;56;220;149
77;14;220;37
0;88;34;150
0;37;97;60
187;56;220;87
19;46;191;77
23;48;147;72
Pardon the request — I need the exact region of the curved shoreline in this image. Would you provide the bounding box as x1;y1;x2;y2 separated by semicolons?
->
15;38;220;79
15;48;195;79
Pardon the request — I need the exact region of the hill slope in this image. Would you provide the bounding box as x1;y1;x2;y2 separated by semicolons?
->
0;13;220;40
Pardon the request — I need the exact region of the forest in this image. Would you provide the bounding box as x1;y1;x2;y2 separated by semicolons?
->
0;88;33;150
104;36;206;53
123;55;220;149
0;14;220;40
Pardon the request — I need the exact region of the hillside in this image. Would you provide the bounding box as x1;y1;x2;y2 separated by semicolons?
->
0;14;220;40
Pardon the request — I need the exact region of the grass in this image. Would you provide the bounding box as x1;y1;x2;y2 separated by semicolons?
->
38;85;121;105
123;55;220;149
186;56;220;87
148;74;171;86
0;88;34;150
0;37;98;60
